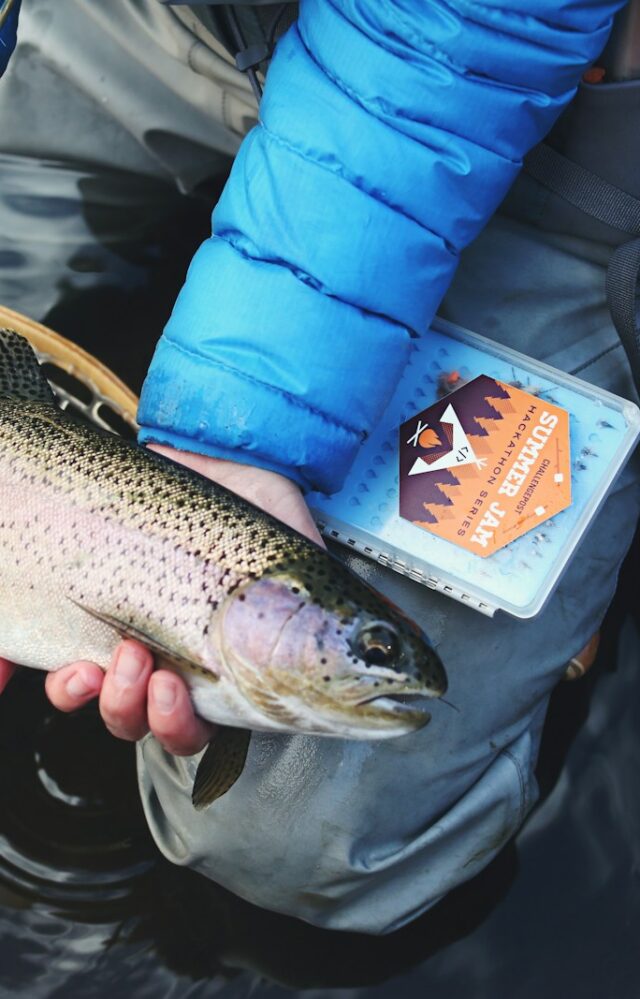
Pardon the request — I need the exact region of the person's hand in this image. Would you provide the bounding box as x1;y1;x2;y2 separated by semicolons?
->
0;447;323;755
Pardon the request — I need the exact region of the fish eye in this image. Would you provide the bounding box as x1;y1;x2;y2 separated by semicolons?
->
352;623;400;667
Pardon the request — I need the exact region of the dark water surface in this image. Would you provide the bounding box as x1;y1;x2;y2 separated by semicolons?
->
0;155;638;998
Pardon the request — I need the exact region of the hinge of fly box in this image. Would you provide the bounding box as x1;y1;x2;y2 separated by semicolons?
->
376;554;495;616
317;522;496;617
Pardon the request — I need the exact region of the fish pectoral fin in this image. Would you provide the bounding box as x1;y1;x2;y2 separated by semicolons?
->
68;599;211;677
192;726;251;810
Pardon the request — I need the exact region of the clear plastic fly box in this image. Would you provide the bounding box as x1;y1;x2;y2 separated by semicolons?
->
307;318;640;619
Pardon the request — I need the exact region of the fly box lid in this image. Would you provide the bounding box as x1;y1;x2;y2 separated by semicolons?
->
308;319;640;619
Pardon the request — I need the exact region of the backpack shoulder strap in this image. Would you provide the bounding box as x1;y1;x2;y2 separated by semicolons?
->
524;142;640;393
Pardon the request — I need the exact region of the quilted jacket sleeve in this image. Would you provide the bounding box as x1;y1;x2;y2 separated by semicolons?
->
138;0;622;494
0;0;20;77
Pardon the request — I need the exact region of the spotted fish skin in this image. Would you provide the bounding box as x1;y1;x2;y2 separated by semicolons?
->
0;330;447;741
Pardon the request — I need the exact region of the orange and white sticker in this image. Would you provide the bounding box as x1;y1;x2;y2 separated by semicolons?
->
399;376;571;557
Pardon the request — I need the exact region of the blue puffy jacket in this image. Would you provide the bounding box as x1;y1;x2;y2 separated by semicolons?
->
139;0;624;494
3;1;621;494
0;0;20;77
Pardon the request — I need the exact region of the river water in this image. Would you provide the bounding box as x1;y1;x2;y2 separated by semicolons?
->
0;154;638;998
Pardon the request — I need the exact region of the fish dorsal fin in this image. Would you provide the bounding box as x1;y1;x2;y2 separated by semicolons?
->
0;329;57;406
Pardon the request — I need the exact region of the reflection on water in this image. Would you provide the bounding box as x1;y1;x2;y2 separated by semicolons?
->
0;153;638;997
0;670;508;996
0;151;214;393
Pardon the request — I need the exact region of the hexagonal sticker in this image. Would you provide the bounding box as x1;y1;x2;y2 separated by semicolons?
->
399;375;571;557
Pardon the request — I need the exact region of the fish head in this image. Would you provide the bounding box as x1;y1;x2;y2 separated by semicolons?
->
215;553;447;738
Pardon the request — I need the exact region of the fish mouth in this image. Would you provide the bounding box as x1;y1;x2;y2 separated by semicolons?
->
318;640;446;736
335;686;433;735
349;696;431;734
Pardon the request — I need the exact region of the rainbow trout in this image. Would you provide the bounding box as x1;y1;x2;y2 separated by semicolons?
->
0;330;447;807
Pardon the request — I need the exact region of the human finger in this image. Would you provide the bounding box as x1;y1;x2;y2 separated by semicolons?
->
99;640;154;742
147;670;214;756
45;661;104;712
